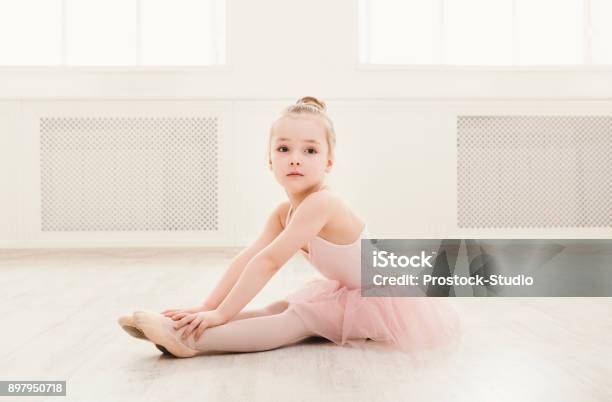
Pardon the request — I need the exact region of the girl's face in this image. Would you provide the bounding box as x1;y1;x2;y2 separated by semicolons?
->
269;114;333;193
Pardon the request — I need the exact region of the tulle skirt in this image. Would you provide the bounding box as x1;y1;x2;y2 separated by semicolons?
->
285;277;463;353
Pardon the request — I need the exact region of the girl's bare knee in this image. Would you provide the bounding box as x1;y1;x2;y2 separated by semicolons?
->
264;300;290;315
281;310;316;339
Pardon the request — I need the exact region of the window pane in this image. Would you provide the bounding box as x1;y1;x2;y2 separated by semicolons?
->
516;0;583;65
592;0;612;64
0;0;62;65
444;0;513;65
66;0;138;65
141;0;222;65
360;0;440;64
213;0;225;64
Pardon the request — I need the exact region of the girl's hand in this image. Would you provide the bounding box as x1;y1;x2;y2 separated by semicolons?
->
174;310;228;342
161;304;214;321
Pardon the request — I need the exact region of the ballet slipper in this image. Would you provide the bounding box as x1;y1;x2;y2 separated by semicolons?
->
118;314;172;356
133;310;200;358
118;315;148;340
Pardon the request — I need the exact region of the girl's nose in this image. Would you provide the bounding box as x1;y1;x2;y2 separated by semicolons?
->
290;161;300;166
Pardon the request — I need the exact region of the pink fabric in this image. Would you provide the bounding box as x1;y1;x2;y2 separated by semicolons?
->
283;204;463;352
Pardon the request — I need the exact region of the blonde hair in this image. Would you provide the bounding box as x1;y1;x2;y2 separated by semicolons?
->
269;96;336;159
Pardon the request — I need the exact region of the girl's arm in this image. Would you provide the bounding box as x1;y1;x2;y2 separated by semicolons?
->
201;202;288;310
215;191;334;322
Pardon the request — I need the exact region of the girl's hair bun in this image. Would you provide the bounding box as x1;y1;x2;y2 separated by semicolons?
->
296;96;327;112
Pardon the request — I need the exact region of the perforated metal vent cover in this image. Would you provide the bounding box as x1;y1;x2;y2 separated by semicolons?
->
457;116;612;228
40;117;219;232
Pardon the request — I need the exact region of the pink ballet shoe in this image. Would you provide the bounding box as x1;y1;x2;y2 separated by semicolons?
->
133;310;200;358
118;314;172;355
118;314;147;340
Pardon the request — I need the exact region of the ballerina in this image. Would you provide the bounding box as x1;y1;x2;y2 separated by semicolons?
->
119;96;461;357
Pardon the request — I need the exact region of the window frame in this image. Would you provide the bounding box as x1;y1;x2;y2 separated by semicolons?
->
356;0;612;72
0;0;230;72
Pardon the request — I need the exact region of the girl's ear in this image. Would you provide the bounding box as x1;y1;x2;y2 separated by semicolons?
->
268;159;273;171
325;158;333;173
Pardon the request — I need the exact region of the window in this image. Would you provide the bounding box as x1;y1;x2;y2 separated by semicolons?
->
0;0;225;66
359;0;612;66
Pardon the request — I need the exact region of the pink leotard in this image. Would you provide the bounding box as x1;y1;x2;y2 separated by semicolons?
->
282;201;463;353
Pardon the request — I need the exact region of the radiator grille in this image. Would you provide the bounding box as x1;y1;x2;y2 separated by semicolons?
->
40;117;219;232
457;116;612;228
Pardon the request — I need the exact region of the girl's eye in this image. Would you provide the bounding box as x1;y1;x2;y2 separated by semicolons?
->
306;148;318;154
277;146;289;152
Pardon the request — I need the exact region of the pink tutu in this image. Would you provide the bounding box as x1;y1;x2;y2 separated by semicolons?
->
285;278;463;352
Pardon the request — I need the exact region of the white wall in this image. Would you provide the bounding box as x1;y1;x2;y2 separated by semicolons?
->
1;0;611;249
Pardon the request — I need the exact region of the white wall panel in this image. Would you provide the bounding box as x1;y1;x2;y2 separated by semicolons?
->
0;102;20;247
14;100;234;248
1;99;612;249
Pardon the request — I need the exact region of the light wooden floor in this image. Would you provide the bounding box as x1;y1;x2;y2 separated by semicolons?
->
1;247;611;402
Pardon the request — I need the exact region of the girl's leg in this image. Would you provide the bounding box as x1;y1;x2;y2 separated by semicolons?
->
119;300;289;340
226;300;289;321
185;309;312;354
133;308;315;357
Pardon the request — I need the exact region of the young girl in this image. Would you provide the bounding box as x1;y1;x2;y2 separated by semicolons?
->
118;96;461;358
